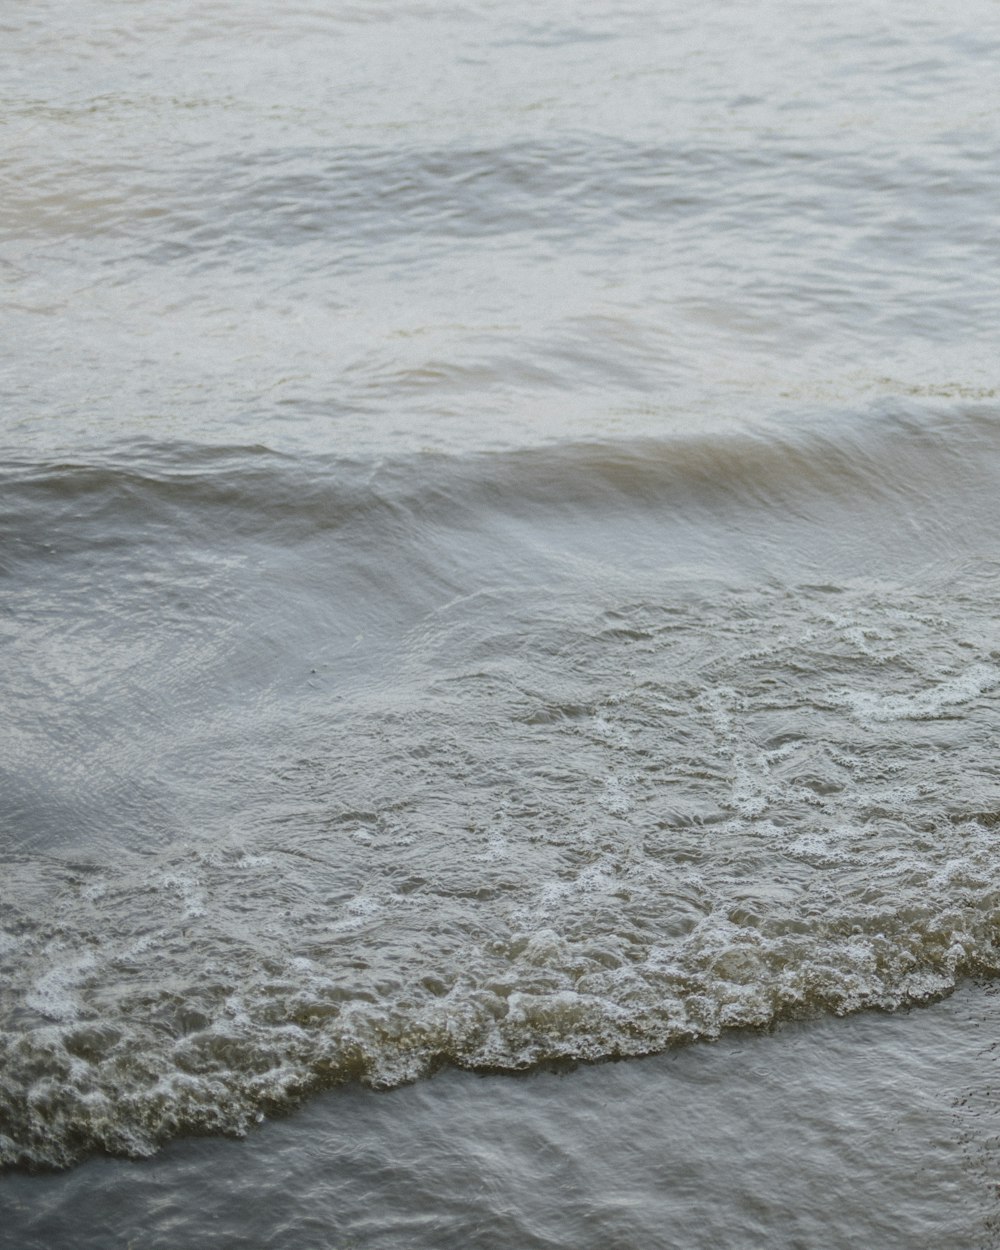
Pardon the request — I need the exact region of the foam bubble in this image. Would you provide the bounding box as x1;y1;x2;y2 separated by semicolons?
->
24;951;97;1023
837;663;1000;723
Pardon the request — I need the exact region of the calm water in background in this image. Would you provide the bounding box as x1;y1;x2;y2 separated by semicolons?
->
4;0;1000;1244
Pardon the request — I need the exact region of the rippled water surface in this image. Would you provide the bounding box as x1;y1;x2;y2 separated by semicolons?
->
4;0;1000;1244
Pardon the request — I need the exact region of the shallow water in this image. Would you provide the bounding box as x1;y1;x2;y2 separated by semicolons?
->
6;985;1000;1249
4;0;1000;1242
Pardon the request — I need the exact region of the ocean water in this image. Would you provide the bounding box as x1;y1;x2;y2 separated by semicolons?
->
4;0;1000;1244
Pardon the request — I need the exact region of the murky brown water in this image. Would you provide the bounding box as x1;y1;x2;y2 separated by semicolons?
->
4;0;1000;1244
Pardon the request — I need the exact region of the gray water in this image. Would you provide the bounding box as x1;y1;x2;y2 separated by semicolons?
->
5;986;1000;1249
4;0;1000;1244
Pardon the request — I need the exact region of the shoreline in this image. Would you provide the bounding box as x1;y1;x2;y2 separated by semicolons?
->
5;980;1000;1249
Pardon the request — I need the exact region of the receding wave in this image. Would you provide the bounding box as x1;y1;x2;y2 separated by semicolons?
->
5;408;1000;1168
4;576;1000;1166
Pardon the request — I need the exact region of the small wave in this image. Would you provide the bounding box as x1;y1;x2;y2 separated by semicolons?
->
3;403;1000;559
4;575;1000;1168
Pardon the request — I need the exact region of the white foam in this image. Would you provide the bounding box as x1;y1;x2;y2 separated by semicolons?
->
481;832;509;861
785;832;850;865
590;715;630;747
160;871;207;919
731;756;772;818
837;663;1000;723
25;950;97;1022
233;853;275;870
329;893;382;931
598;774;632;815
538;879;572;907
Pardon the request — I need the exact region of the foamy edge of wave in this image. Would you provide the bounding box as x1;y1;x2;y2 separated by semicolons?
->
3;868;998;1172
